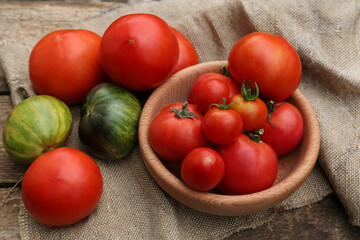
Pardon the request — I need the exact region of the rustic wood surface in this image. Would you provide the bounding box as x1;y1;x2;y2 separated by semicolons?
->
0;1;359;239
0;1;115;40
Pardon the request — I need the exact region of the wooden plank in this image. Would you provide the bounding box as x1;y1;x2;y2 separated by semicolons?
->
0;69;9;94
0;1;115;40
0;187;21;240
0;95;28;186
228;193;360;239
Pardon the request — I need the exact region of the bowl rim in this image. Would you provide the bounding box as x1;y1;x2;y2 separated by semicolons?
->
138;61;320;216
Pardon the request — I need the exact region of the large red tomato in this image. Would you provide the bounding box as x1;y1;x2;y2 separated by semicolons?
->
181;147;225;192
100;14;179;90
228;32;302;100
29;29;107;105
148;102;211;163
215;133;278;195
171;27;199;74
261;101;304;156
21;147;103;226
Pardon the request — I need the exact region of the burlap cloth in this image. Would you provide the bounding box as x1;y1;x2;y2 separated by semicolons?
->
1;0;359;238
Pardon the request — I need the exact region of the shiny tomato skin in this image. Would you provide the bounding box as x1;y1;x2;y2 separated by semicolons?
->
188;73;241;104
100;14;179;90
181;147;225;191
230;93;268;132
202;107;243;144
194;78;230;113
171;27;199;74
228;32;302;100
21;147;103;226
29;29;107;105
148;103;211;163
215;134;278;195
261;101;304;156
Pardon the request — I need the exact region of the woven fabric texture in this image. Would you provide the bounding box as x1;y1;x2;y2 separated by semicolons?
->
1;0;359;239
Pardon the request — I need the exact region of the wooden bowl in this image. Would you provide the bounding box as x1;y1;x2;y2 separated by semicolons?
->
138;61;320;216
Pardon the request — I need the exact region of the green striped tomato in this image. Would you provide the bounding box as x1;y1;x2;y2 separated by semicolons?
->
79;83;142;160
3;95;73;164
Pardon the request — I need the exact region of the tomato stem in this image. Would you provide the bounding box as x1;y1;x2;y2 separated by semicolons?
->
209;98;234;110
243;129;264;143
241;80;259;101
170;102;198;119
266;100;285;128
219;66;232;78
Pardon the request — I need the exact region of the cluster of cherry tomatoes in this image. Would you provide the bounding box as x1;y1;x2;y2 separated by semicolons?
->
149;32;304;195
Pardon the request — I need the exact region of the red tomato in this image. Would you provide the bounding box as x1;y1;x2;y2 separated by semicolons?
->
194;78;230;113
148;102;211;163
171;27;199;73
230;81;268;132
202;99;243;144
188;72;241;104
228;32;302;100
181;147;225;191
21;147;103;226
215;133;278;195
100;14;179;90
29;29;107;105
261;101;304;156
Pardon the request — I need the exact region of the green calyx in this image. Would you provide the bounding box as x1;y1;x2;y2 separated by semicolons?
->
170;101;198;119
209;98;234;110
243;129;264;143
241;80;259;101
266;100;285;128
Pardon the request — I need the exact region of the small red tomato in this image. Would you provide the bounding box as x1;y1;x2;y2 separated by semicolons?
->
21;147;103;226
148;102;211;163
261;101;304;156
202;98;243;144
181;147;225;192
188;72;241;104
215;132;278;195
228;32;302;100
194;78;230;113
171;27;199;73
230;81;268;132
29;29;107;105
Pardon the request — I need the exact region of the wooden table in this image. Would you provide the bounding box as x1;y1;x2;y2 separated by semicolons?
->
0;1;360;239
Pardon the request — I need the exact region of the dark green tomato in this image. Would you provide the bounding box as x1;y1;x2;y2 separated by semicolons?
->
79;83;142;160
